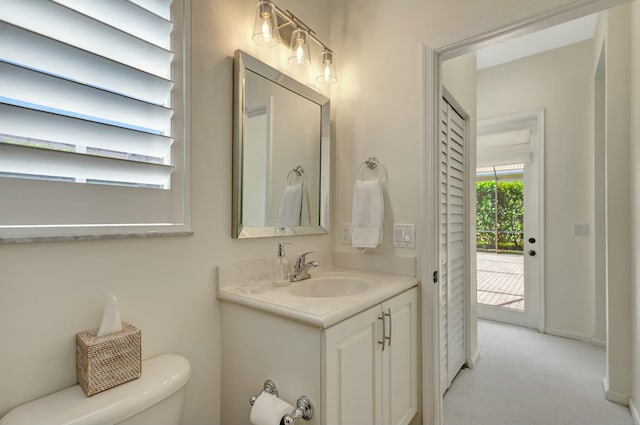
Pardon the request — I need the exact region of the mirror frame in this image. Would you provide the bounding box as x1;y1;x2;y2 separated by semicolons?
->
232;50;330;238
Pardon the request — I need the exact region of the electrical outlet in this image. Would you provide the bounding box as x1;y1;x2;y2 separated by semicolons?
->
340;223;351;245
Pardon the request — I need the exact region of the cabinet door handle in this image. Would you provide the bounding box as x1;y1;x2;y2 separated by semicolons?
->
385;308;392;347
378;312;386;351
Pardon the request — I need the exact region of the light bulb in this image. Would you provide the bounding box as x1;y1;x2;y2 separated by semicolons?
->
252;1;279;47
261;18;271;42
323;64;331;81
316;50;337;84
296;43;305;64
288;28;311;67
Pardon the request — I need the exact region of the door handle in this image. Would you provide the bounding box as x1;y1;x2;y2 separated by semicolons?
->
528;237;536;244
384;308;392;347
378;312;386;351
528;250;536;256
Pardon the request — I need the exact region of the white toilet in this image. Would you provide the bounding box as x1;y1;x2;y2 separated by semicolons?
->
0;354;191;425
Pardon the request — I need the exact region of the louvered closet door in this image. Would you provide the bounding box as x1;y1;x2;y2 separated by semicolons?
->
439;99;466;394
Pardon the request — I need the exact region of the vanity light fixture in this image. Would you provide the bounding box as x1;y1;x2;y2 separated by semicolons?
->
251;0;337;84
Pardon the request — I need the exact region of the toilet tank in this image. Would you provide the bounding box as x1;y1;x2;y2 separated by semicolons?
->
0;354;191;425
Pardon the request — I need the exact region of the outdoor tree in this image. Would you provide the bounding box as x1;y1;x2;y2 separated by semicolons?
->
476;180;524;252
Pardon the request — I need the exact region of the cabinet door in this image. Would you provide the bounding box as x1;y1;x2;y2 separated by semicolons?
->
382;288;418;425
323;305;383;425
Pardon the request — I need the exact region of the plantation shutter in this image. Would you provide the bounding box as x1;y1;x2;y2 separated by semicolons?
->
0;0;189;238
439;98;466;393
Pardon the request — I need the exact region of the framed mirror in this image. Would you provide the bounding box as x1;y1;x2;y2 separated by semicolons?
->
232;50;330;238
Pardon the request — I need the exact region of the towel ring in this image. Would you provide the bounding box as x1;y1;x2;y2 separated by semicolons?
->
356;157;386;182
287;165;304;185
365;157;379;170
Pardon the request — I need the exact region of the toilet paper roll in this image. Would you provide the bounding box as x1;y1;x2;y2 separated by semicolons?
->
250;393;294;425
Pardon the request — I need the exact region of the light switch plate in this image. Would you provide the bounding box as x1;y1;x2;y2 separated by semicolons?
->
393;223;416;248
574;223;589;236
340;223;351;245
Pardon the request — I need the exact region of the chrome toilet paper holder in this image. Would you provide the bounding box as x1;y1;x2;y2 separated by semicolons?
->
249;379;314;425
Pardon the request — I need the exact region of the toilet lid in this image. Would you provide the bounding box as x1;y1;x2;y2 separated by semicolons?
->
0;354;190;425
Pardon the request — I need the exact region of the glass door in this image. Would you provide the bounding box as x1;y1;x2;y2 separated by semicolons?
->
476;162;540;329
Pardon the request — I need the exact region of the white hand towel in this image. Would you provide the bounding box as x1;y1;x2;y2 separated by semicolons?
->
277;183;303;226
300;184;310;226
351;179;384;248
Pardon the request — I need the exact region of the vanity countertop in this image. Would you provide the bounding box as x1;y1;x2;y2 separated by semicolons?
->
217;267;419;328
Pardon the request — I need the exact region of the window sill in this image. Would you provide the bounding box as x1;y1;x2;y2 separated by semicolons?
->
0;230;194;244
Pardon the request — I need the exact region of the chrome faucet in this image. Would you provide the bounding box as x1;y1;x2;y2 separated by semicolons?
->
291;252;319;282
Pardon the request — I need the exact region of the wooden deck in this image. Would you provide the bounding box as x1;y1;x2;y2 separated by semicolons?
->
476;252;524;311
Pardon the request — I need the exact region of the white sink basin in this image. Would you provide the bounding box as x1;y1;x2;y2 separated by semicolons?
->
290;276;370;298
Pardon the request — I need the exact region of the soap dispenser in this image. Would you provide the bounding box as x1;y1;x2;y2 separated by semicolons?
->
273;242;291;286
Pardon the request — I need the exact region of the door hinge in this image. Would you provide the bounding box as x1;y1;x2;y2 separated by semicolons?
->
433;270;438;284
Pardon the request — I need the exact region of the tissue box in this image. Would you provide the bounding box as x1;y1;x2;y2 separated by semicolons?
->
75;322;141;396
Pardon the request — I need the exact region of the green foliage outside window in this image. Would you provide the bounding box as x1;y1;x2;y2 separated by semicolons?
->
476;180;524;252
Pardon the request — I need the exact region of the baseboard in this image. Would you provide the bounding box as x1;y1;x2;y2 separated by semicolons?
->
544;327;592;343
602;377;630;406
630;397;640;425
544;328;604;347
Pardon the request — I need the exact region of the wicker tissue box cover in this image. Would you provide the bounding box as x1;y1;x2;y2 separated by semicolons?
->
76;321;141;396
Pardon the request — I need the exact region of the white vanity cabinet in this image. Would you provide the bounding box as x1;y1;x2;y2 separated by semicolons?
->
219;271;419;425
323;287;418;425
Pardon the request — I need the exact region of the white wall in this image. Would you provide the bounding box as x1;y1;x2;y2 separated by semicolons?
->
629;0;640;418
477;41;596;340
0;0;332;422
593;5;633;402
593;18;607;346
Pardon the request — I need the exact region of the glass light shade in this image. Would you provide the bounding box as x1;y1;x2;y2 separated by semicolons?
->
316;50;337;84
287;28;311;67
252;1;280;47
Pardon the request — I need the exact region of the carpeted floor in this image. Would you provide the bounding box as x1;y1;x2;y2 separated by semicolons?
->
443;320;633;425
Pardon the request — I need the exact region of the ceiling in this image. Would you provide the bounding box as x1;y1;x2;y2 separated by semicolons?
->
476;13;599;70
